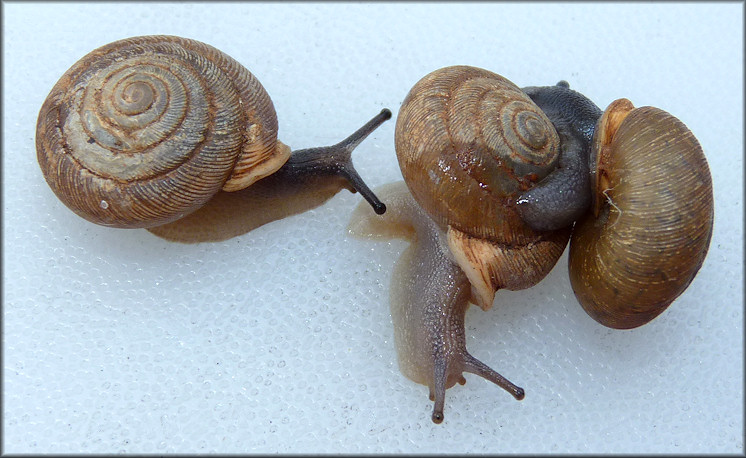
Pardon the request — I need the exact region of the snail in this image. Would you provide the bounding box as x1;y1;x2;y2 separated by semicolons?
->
568;98;714;329
36;35;390;243
349;65;713;423
350;66;577;422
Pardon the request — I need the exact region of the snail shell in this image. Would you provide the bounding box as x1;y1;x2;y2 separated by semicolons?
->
568;99;714;329
36;35;288;229
396;66;561;243
395;66;571;309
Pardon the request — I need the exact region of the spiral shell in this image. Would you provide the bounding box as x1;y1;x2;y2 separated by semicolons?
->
395;65;561;244
394;66;572;310
569;100;714;329
36;35;288;228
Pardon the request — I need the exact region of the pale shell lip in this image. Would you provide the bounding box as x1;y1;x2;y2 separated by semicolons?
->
222;141;291;192
589;98;635;217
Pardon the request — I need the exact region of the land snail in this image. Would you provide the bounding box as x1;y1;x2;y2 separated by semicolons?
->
36;35;390;243
349;65;714;423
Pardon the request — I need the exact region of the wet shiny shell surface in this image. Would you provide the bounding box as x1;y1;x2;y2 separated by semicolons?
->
395;65;561;244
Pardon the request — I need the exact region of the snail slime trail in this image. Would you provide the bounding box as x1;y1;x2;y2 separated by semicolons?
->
350;65;714;423
36;35;390;243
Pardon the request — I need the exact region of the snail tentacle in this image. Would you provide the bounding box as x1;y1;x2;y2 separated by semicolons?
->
462;352;525;401
431;356;448;424
283;109;391;215
516;83;603;231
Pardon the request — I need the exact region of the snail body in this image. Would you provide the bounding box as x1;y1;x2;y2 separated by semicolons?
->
516;81;604;230
349;181;525;424
37;35;389;242
351;65;713;423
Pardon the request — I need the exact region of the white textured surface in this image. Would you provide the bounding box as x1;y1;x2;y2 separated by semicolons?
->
3;2;743;454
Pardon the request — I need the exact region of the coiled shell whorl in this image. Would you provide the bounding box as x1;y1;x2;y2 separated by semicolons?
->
569;101;714;329
395;65;561;245
36;35;286;228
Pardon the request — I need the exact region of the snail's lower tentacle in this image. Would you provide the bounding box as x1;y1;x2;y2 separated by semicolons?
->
516;84;603;231
431;357;448;424
281;109;391;214
338;166;387;214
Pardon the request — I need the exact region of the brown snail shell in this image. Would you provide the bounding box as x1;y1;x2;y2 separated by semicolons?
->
396;65;561;244
36;35;288;229
568;98;714;329
395;65;571;309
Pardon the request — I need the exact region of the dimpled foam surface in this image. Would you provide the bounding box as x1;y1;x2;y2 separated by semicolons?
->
3;3;743;454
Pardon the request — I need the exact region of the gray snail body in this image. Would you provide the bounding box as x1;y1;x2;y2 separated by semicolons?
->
350;65;713;423
349;182;526;424
37;35;389;243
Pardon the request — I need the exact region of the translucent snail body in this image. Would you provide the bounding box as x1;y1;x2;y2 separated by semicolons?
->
352;66;586;422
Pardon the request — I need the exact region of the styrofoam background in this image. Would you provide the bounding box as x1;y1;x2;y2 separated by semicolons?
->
3;2;742;454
